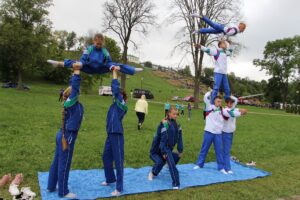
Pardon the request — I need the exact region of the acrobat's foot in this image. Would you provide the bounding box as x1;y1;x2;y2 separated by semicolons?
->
64;192;77;199
47;60;64;67
135;68;144;73
111;190;121;196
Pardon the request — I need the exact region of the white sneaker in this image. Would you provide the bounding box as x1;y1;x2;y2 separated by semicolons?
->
21;187;36;197
148;171;154;181
9;183;20;196
163;163;169;169
111;190;121;196
135;68;144;72
101;181;109;186
47;60;63;67
173;186;179;190
220;169;228;175
190;13;202;18
64;192;77;199
227;170;234;174
193;165;200;170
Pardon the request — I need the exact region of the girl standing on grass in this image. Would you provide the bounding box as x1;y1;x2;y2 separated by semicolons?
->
101;67;128;196
47;66;84;199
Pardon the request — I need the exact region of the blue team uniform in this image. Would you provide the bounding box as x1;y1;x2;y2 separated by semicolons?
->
47;74;84;197
102;78;128;192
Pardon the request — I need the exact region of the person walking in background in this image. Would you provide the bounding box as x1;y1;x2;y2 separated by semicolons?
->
180;103;185;116
164;101;171;117
135;95;148;130
188;103;192;120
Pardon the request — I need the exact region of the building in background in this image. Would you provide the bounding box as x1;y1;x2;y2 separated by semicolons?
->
127;55;140;63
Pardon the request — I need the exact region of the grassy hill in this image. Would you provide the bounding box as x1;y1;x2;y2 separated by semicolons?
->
0;68;300;200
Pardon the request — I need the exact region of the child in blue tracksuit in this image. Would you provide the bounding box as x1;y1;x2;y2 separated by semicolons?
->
222;96;247;174
148;107;183;189
197;40;232;104
190;14;246;37
47;68;84;199
101;67;128;196
194;91;227;174
47;33;142;75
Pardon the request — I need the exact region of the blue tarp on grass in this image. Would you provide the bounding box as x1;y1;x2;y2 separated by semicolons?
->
38;161;270;200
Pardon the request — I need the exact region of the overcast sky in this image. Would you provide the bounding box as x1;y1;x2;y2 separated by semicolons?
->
49;0;300;81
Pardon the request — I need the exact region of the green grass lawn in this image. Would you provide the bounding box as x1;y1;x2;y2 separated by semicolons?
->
1;72;300;199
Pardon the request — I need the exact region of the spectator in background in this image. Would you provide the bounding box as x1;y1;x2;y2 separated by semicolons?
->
135;95;148;130
175;102;181;115
188;103;192;120
130;90;133;99
180;103;185;116
164;101;171;117
58;88;64;102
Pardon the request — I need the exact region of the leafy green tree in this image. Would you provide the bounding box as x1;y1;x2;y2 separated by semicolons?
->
0;0;52;89
66;31;77;51
254;36;300;104
144;61;153;68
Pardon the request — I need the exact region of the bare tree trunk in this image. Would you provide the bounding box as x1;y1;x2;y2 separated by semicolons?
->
17;68;23;90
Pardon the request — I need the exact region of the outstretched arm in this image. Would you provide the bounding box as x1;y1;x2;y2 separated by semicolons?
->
231;96;238;108
111;67;122;100
200;46;218;56
64;69;81;108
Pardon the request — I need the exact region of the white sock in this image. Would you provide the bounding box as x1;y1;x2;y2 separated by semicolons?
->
193;165;200;170
64;192;77;199
101;181;109;186
111;190;121;196
148;171;154;181
220;169;228;175
47;60;63;67
173;186;179;190
135;68;143;72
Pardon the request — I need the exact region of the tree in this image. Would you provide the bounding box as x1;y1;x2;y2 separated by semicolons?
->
66;31;77;51
144;61;153;68
200;67;214;87
0;0;52;89
102;0;156;89
178;65;192;77
170;0;242;108
254;36;300;105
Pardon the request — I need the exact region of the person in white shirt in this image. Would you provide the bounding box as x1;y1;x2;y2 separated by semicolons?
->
222;96;247;174
194;91;227;174
190;14;246;37
135;95;148;130
196;40;232;104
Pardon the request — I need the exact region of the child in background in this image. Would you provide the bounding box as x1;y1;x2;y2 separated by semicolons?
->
190;14;246;37
222;96;247;174
47;66;84;199
194;91;227;174
164;101;171;117
187;103;192;120
180;103;185;116
101;67;128;196
148;107;183;189
47;33;143;76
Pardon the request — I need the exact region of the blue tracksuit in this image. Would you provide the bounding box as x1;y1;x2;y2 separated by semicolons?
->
199;17;239;36
196;131;224;170
150;120;183;187
102;79;128;192
211;72;231;104
222;132;233;171
47;74;84;197
64;45;136;75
